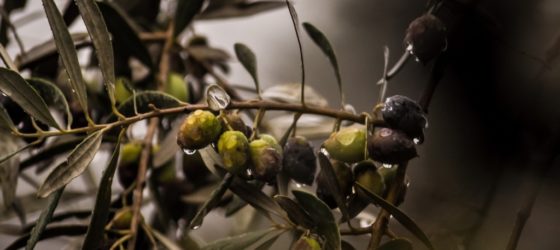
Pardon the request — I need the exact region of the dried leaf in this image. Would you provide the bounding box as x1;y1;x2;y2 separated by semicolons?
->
355;183;434;250
38;130;104;198
76;0;116;106
82;130;123;250
303;22;344;106
26;187;64;250
41;0;89;116
234;43;259;95
174;0;205;37
0;68;60;129
292;190;341;250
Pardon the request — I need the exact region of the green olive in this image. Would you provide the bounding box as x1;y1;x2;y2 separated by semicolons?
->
354;160;385;197
165;73;189;102
291;235;321;250
323;126;366;163
249;138;282;183
217;131;250;174
177;110;222;150
115;77;133;104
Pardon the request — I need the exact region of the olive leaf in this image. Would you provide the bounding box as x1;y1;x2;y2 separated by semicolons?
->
201;227;282;250
19;136;83;172
378;238;413;250
97;1;154;70
0;105;16;131
174;0;205;37
75;0;116;107
284;0;305;105
0;68;60;130
6;225;87;250
234;43;260;96
355;183;434;250
189;173;234;229
25;187;64;250
229;177;287;219
273;195;314;229
15;33;90;70
317;152;350;221
37;130;104;198
0;43;18;71
82;130;124;250
302;22;344;107
292;190;341;250
26;78;72;129
200;1;285;20
42;0;89;117
153;116;184;167
0;130;20;208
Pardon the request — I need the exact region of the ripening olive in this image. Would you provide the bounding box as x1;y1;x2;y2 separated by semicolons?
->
283;136;317;185
117;142;143;188
354;160;385;197
316;160;353;209
368;127;417;164
220;111;250;137
217;131;250;174
249;138;283;183
177;110;222;150
323;126;366;163
404;14;447;63
111;208;133;230
165;73;189;102
291;235;322;250
381;95;426;143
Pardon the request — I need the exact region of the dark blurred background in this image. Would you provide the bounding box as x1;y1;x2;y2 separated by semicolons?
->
2;0;560;249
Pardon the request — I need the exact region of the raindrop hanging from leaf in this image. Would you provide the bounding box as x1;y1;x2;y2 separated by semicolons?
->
206;85;231;111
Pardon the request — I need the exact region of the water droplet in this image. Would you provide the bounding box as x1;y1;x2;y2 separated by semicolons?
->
382;164;392;169
0;92;6;97
191;225;200;230
406;44;413;52
413;138;420;144
294;182;306;188
246;169;253;177
414;57;420;62
183;148;197;155
359;218;373;227
206;85;231;111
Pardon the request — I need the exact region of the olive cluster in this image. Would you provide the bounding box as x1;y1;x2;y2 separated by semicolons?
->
176;109;317;185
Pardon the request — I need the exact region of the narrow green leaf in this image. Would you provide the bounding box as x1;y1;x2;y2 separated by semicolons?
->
20;136;83;171
189;173;234;229
303;22;344;106
200;1;284;20
355;183;434;250
16;33;90;70
285;0;305;105
75;0;116;106
97;2;154;70
234;43;260;95
6;225;87;250
201;228;280;250
378;238;413;250
273;195;314;229
0;43;18;71
229;177;287;219
37;130;104;198
26;78;72;129
174;0;205;37
0;105;16;131
0;68;60;129
317;152;350;220
292;190;341;250
0;130;20;208
82;130;124;250
25;187;64;250
41;0;89;116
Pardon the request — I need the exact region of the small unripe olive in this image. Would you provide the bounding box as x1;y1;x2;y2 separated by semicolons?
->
177;110;222;150
259;134;282;154
316;160;353;209
323;126;366;163
404;14;447;63
118;142;143;188
381;95;427;144
165;73;189;102
249;138;283;183
354;160;385;197
115;77;133;104
217;131;250;174
368;127;417;164
291;235;321;250
221;111;250;137
111;208;133;230
283;136;317;185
